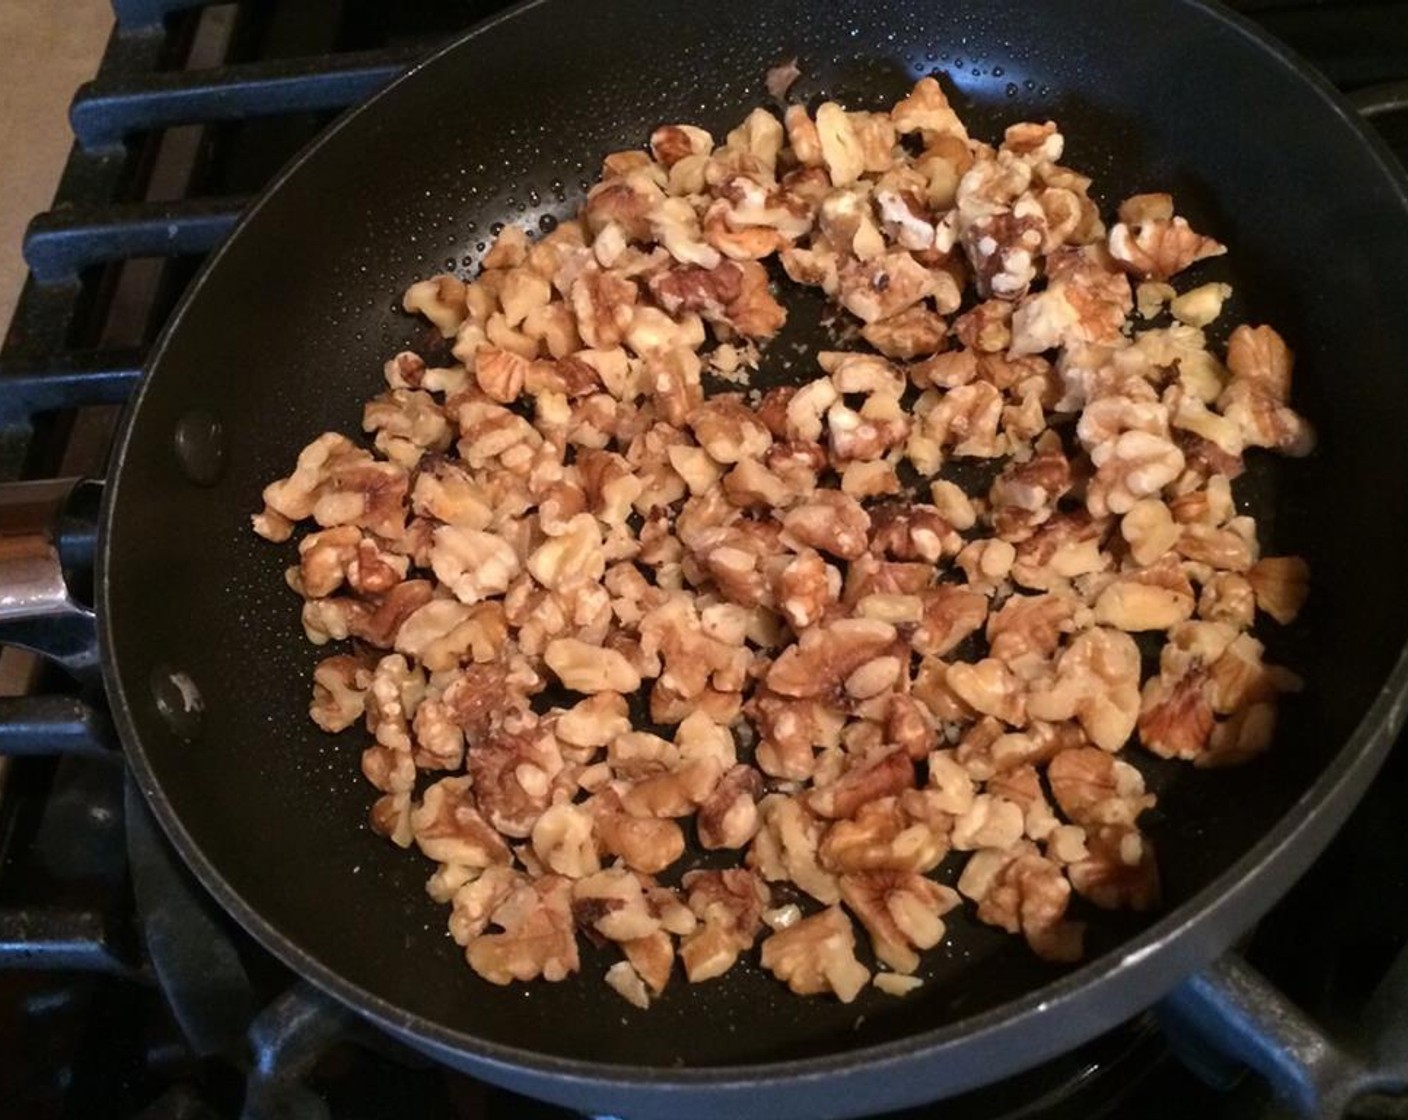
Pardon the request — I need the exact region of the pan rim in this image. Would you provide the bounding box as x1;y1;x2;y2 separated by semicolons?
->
97;0;1408;1099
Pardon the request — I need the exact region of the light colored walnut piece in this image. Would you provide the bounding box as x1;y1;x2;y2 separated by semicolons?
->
556;692;631;750
874;972;924;997
309;654;372;732
751;693;846;780
1067;824;1161;911
766;618;898;698
1120;498;1180;566
403;273;468;337
544;638;642;693
986;592;1076;677
1027;628;1142;752
781;489;871;559
862;306;948;359
530;802;600;879
1047;747;1154;827
679;868;769;982
1108;195;1226;280
775;548;839;631
759;905;871;1002
925;381;1006;459
1086;430;1186;518
624;924;678;994
411;777;513;867
431;526;520;605
951;793;1026;851
465;875;580;985
526;513;605;591
839;871;960;973
446;867;522;944
819;795;949;874
946;659;1027;726
1092;566;1196;632
605;959;652;1009
1246;556;1310;624
958;843;1084;962
891;76;968;141
750;794;840;903
1170;282;1232;328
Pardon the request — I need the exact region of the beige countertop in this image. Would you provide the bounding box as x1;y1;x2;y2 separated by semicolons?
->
0;0;113;330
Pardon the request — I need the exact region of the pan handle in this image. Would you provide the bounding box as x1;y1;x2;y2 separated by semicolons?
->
1160;951;1408;1115
0;478;102;682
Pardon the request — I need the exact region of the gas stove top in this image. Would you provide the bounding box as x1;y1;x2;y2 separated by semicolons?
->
3;2;1408;1118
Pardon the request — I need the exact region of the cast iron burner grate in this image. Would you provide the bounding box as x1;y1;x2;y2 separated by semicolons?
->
2;2;1408;1117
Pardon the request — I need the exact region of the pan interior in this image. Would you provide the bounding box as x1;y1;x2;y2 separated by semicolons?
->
103;0;1408;1069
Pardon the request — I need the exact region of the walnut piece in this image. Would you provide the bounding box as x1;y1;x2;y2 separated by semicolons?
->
759;905;871;1002
958;844;1084;962
1108;195;1226;280
545;639;642;693
839;871;959;972
465;875;580;985
411;777;513;867
679;868;769;982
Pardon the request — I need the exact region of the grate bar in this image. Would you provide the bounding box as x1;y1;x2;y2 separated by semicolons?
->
0;351;145;424
70;46;422;149
111;0;215;32
0;697;118;759
23;197;249;286
0;908;135;974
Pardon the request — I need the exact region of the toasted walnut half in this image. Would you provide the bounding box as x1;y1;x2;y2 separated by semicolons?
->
1108;194;1226;280
544;639;642;693
819;795;950;875
309;653;372;732
1067;825;1161;911
591;789;686;875
767;618;898;698
1047;747;1154;827
1027;628;1142;752
839;871;960;973
958;844;1084;962
760;905;871;1002
411;777;513;867
679;868;769;982
750;794;840;904
465;875;580;985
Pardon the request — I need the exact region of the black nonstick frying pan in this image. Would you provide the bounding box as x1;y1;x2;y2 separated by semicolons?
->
45;0;1408;1115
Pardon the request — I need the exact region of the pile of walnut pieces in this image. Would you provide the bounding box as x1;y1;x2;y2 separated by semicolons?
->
252;76;1314;1008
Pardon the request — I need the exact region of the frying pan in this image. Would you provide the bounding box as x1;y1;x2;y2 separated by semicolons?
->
19;0;1408;1115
